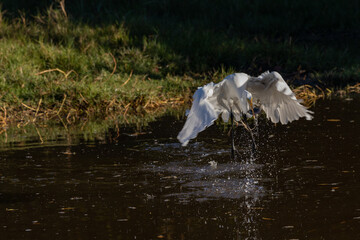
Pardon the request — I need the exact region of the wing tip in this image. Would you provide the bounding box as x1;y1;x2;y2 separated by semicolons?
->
258;70;270;79
177;134;189;147
305;111;314;120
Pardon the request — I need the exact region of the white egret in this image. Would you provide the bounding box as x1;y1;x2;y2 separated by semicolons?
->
177;71;313;156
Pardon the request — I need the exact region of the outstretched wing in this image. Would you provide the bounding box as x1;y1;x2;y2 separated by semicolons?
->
177;82;222;146
246;71;313;124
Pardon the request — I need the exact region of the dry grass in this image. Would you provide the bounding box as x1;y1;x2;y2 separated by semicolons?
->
294;83;360;107
294;85;330;106
0;93;188;132
1;82;359;131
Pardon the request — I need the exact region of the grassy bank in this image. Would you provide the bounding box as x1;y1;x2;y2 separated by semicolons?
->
0;0;359;128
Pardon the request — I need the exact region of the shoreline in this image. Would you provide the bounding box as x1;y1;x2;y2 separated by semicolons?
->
0;95;358;148
1;81;359;130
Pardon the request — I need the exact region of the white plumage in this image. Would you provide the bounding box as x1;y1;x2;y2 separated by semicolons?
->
177;71;313;146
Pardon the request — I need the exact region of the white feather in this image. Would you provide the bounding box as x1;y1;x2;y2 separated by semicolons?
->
177;71;313;145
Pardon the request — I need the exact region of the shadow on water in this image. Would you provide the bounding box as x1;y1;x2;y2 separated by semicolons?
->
0;98;360;239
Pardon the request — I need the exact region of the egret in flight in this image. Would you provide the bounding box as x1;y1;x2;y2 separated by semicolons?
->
177;71;313;157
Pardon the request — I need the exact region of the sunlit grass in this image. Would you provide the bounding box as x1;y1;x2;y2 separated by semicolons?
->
0;0;359;130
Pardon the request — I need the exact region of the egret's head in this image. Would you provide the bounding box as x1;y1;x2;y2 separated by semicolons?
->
245;91;253;106
245;91;255;118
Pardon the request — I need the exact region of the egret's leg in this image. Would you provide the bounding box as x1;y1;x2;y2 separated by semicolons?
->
241;114;257;153
250;127;257;153
254;113;259;138
230;111;235;160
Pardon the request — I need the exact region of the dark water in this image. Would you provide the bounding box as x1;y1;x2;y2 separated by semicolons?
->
0;99;359;240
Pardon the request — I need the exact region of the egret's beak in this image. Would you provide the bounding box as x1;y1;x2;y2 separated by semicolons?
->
247;98;255;119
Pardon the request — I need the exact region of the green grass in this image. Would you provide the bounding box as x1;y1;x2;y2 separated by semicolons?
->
0;0;359;126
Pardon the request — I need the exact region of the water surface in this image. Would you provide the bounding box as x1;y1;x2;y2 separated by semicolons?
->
0;99;359;239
